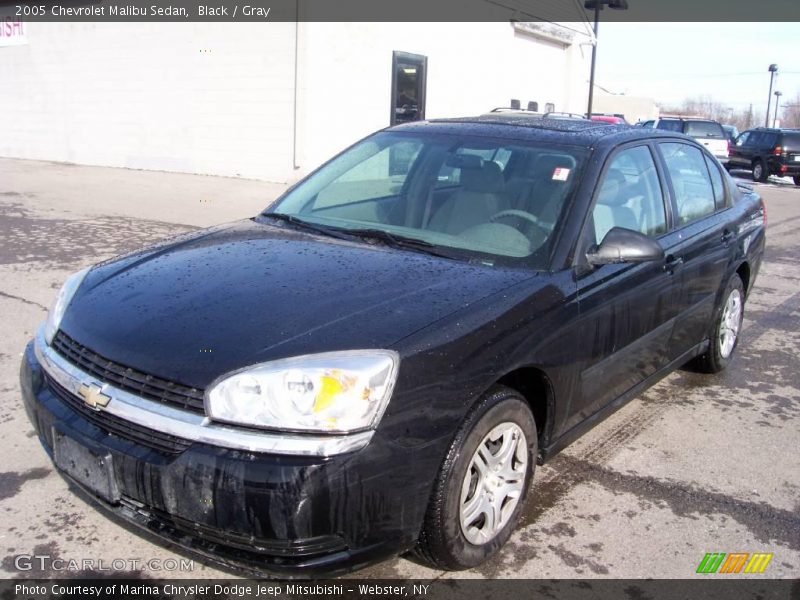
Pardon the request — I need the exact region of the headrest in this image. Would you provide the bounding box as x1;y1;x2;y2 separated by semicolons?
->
461;160;505;193
597;170;627;206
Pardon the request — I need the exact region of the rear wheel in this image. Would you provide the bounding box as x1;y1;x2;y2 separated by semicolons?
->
694;274;745;373
415;386;537;570
752;159;768;183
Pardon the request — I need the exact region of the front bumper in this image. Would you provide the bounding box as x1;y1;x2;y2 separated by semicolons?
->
20;338;435;578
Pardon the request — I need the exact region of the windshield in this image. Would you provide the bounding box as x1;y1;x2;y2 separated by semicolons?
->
266;132;587;269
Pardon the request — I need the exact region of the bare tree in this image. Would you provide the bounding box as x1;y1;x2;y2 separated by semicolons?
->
781;93;800;128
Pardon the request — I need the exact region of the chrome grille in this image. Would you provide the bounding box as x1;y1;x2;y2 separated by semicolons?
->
52;330;205;413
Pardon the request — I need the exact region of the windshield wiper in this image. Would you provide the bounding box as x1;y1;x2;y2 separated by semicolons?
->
262;214;462;259
260;213;354;240
344;228;462;259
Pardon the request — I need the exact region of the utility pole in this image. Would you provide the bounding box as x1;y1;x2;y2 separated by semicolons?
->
765;64;778;127
584;0;628;118
773;91;782;128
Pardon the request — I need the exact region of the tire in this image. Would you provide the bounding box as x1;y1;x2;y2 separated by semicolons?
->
793;175;800;186
694;274;745;373
752;159;768;183
415;386;537;570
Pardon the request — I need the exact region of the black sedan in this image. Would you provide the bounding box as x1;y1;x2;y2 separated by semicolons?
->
20;115;766;577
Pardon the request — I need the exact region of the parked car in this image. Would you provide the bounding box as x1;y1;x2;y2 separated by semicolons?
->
728;127;800;185
590;113;628;125
641;117;729;165
21;115;765;577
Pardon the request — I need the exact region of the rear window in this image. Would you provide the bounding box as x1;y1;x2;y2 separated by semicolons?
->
781;132;800;152
685;121;725;139
656;120;683;132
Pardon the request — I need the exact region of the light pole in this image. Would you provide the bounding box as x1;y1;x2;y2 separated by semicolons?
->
773;91;782;128
585;0;629;118
765;64;778;127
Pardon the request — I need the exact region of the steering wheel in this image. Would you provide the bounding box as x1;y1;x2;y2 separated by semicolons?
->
491;209;550;242
490;209;543;229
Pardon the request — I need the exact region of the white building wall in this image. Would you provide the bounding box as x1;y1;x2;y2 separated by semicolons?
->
296;22;591;175
0;23;297;181
1;21;590;183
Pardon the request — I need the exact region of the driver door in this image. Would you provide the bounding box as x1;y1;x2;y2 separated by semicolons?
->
566;144;682;430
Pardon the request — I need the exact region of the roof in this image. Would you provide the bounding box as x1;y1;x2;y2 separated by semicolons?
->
390;114;675;147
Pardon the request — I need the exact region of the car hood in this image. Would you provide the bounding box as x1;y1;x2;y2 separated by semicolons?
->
59;219;533;389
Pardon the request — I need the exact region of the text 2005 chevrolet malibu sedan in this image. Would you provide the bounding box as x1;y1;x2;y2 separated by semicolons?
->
21;116;765;577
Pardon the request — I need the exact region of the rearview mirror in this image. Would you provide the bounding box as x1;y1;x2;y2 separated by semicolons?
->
587;227;664;266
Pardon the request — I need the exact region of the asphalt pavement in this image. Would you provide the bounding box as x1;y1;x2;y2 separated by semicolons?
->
0;158;797;579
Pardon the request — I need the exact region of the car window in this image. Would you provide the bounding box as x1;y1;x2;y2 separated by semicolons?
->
656;119;683;133
684;121;725;139
312;140;423;209
748;132;765;148
781;132;800;152
660;142;716;225
704;154;726;209
736;132;750;147
592;145;667;244
761;132;778;149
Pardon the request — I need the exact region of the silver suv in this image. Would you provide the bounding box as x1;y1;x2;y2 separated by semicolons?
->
640;117;729;165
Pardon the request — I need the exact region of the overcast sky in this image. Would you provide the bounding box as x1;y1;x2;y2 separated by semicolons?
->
593;22;800;113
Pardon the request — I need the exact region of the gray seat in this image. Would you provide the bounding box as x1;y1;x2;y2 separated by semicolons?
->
506;154;576;226
428;161;509;235
593;169;638;243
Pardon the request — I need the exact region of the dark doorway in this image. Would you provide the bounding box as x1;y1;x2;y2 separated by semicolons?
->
391;51;427;126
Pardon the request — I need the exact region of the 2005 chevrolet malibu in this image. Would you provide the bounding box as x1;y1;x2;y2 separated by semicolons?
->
21;115;765;577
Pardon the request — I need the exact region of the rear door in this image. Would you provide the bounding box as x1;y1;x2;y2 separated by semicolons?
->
656;141;734;356
569;143;681;429
742;131;764;166
729;131;751;168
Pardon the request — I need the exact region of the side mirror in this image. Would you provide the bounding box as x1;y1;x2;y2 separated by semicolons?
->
587;227;664;266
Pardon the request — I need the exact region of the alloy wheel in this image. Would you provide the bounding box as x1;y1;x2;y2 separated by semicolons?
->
459;422;528;545
719;288;742;359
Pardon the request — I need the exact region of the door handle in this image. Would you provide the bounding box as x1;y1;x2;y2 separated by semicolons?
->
721;229;734;244
663;255;684;273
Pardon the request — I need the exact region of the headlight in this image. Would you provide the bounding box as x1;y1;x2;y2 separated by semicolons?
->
44;268;90;345
205;351;399;433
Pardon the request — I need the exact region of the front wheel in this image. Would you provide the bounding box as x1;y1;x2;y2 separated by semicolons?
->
694;274;745;373
415;386;537;570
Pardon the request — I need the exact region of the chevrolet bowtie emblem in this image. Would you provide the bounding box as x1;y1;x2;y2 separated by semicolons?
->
77;383;111;410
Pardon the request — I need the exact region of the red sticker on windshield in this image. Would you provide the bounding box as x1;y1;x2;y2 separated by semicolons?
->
552;167;570;181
